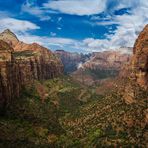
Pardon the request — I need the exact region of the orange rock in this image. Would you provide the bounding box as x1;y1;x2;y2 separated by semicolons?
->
131;24;148;89
0;29;63;113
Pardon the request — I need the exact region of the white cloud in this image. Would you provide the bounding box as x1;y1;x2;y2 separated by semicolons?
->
0;18;40;33
83;38;109;51
40;16;51;21
58;17;62;22
17;33;77;49
0;11;10;18
57;27;62;30
16;32;133;53
47;37;75;45
0;15;81;52
22;1;43;16
50;32;57;37
109;6;148;48
0;0;147;54
86;0;148;52
15;33;89;52
22;0;53;21
43;0;107;16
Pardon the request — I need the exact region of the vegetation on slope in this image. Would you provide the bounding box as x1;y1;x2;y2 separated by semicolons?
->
86;68;118;79
0;76;147;147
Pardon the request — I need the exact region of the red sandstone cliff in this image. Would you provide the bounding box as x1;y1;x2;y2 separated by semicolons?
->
131;24;148;89
0;30;63;113
118;25;148;104
83;51;130;70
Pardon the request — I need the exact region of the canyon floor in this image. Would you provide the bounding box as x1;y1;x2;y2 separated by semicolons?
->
0;76;147;147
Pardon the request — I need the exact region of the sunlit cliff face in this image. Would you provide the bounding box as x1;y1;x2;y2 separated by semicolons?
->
131;25;148;89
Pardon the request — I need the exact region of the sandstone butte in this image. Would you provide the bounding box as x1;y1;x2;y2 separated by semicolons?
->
0;29;63;114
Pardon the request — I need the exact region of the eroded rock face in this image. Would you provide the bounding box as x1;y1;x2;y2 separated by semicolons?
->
0;40;21;113
119;25;148;104
55;50;91;74
83;51;130;70
131;24;148;89
0;30;63;113
0;29;19;47
72;51;131;86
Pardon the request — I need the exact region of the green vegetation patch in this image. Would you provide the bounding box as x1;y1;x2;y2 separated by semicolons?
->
13;50;35;58
0;76;147;147
86;68;119;79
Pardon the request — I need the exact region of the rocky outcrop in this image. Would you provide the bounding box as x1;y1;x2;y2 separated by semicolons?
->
0;40;21;114
0;29;19;48
118;25;148;104
55;50;91;74
0;30;63;114
13;43;63;80
131;24;148;89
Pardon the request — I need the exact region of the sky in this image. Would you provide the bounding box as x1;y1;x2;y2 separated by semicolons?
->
0;0;148;53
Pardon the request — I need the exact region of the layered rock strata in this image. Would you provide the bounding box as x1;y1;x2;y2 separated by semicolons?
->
0;30;63;113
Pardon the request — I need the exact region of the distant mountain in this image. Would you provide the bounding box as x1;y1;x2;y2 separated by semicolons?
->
55;50;91;74
117;47;133;54
84;51;131;70
72;50;131;86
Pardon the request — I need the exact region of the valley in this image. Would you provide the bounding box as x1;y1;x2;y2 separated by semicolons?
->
0;25;148;147
0;76;147;147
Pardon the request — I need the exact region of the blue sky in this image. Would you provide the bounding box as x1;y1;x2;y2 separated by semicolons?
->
0;0;147;53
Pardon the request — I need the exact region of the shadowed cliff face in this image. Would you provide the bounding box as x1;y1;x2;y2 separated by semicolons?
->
0;40;21;114
0;30;63;114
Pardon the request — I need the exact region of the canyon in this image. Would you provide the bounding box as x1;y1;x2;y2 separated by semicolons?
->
0;25;147;147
